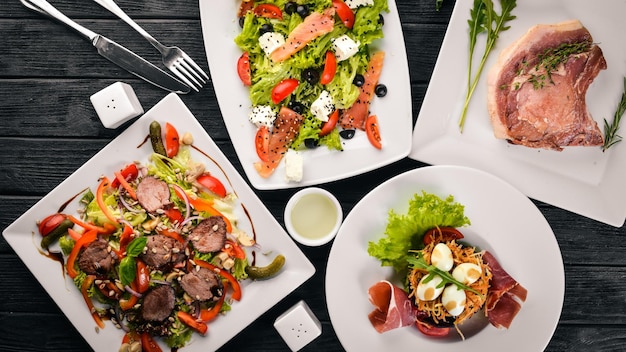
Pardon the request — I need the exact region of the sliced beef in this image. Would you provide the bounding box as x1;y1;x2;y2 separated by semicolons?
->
189;216;227;253
78;239;116;275
140;234;186;270
136;176;170;213
180;266;223;301
141;285;175;322
487;20;606;150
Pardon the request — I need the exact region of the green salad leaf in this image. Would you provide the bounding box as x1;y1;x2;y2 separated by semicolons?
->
367;192;470;274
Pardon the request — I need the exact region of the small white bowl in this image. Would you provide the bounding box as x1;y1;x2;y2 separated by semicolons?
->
284;187;343;246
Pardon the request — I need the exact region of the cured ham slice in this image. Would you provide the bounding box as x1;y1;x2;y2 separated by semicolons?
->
487;20;606;150
482;251;527;329
368;280;416;333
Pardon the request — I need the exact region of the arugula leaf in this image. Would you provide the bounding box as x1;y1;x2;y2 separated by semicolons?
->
603;77;626;151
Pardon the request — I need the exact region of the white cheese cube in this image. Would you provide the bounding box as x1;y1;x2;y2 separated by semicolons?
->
259;32;285;57
345;0;374;9
284;149;303;182
332;35;360;61
90;82;144;129
310;90;335;122
249;105;276;128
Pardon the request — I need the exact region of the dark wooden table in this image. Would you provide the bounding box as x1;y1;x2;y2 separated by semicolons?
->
1;1;625;351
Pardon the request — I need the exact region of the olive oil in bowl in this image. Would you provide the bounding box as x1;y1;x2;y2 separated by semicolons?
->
284;188;343;246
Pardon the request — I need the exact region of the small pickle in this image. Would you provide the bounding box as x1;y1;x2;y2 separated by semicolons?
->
245;254;285;280
40;219;74;249
149;121;167;156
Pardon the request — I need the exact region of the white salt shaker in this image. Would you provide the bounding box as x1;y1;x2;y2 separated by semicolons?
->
90;82;144;128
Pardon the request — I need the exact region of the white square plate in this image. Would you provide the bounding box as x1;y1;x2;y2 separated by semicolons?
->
2;93;315;351
200;0;413;190
410;0;626;226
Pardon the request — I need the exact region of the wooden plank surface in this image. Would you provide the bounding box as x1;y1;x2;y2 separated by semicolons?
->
1;0;625;351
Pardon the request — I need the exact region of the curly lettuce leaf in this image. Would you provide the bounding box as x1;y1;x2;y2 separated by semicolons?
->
353;0;389;45
367;191;471;274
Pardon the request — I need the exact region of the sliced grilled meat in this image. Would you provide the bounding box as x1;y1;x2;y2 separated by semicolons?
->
78;239;116;275
180;266;223;301
141;285;175;322
136;176;171;213
189;217;227;253
140;234;186;270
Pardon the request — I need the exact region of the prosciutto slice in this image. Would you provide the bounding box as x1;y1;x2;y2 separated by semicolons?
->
482;251;528;329
368;280;417;333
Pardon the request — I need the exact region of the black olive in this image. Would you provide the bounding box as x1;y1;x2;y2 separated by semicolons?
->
238;17;245;28
378;14;384;26
301;68;320;85
259;23;274;35
285;1;297;15
340;129;356;139
287;101;306;115
296;4;310;18
375;84;387;97
353;74;365;87
304;138;319;149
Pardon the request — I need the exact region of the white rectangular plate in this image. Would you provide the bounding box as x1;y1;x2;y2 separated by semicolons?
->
410;0;626;227
200;0;413;190
2;93;315;351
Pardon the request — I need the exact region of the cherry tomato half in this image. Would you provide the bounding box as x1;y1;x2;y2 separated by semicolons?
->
415;320;451;337
196;173;228;198
255;125;270;161
320;110;339;136
164;122;180;158
237;52;252;86
38;213;67;237
271;78;299;104
320;51;337;85
332;0;355;29
365;115;382;149
253;4;283;19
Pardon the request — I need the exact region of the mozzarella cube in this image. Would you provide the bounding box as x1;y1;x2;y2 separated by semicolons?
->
345;0;374;9
332;35;360;61
310;90;335;122
284;149;303;182
90;82;143;129
259;32;285;57
249;105;276;128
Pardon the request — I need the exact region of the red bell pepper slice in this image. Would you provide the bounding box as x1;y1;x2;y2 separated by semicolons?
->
200;282;228;322
196;173;228;198
96;176;119;225
136;259;150;293
223;240;246;260
119;224;134;255
114;170;137;200
111;163;139;189
81;275;106;329
68;215;115;235
173;188;233;233
66;229;98;279
38;213;67;236
163;208;184;223
194;259;242;301
177;311;208;335
157;228;186;244
164;122;180;158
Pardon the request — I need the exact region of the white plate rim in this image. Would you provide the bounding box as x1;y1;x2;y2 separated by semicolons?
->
2;93;315;352
326;164;564;351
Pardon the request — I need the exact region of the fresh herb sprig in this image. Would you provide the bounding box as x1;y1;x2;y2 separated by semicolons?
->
407;252;482;296
436;0;444;11
603;77;626;151
459;0;517;132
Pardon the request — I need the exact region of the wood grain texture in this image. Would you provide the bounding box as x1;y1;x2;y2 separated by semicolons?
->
1;0;625;351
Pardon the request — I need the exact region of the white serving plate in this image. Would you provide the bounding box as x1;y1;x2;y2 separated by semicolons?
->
2;93;315;351
410;0;626;227
200;0;412;190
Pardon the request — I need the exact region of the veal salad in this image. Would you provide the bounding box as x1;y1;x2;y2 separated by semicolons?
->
235;0;389;180
35;122;285;351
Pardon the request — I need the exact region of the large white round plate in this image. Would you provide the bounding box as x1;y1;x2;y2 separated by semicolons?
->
326;165;564;351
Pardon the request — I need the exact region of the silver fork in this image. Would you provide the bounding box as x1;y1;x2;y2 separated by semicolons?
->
93;0;209;92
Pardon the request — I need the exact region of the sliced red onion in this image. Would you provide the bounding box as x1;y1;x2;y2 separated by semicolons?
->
171;184;191;224
118;187;141;213
180;215;203;228
124;285;143;298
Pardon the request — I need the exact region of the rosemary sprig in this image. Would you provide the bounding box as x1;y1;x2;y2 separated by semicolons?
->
523;41;591;90
407;253;482;296
602;77;626;151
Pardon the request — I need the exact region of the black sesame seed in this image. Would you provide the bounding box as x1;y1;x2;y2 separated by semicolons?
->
340;129;356;139
375;84;387;97
353;74;365;87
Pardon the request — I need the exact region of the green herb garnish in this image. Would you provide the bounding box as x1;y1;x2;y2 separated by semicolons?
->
119;236;147;286
603;77;626;151
436;0;444;11
407;253;482;296
459;0;517;132
522;41;591;90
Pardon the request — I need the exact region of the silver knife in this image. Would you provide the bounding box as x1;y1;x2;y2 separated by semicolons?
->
21;0;190;94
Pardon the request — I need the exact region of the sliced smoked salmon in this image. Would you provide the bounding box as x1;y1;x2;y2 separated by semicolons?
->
270;8;335;62
254;107;304;178
340;51;385;130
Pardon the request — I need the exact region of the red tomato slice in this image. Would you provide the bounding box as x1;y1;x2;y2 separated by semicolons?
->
332;0;355;29
38;213;67;236
365;115;382;149
163;208;184;223
135;259;150;293
237;52;252;86
255;125;270;161
253;4;283;19
140;333;163;352
164;122;180;158
423;227;464;245
416;320;451;337
320;110;339;136
320;50;337;85
196;173;228;198
271;78;299;104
